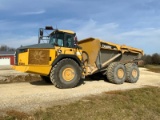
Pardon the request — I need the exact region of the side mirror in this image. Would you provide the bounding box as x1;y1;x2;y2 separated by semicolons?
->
39;28;43;37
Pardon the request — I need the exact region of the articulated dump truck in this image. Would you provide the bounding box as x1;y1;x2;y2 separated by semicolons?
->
12;26;143;89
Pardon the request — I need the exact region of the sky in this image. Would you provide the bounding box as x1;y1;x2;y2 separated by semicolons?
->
0;0;160;54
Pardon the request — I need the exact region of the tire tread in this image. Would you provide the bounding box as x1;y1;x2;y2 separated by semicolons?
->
50;58;81;88
125;63;139;83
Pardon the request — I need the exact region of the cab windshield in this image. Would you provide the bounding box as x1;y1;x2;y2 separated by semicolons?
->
49;33;64;46
49;32;76;48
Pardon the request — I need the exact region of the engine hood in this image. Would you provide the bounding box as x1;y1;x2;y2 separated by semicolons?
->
17;43;54;50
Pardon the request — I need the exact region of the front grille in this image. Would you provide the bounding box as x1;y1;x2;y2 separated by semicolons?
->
28;49;49;65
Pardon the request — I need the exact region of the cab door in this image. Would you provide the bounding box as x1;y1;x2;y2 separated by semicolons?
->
63;34;76;55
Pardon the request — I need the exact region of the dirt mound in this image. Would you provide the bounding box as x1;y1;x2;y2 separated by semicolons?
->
0;74;41;83
0;68;41;83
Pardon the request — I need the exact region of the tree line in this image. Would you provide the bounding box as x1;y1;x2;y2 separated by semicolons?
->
0;45;16;51
142;53;160;65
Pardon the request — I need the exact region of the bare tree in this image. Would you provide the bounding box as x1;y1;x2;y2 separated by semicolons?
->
142;53;160;65
152;53;160;64
142;54;152;65
0;45;15;51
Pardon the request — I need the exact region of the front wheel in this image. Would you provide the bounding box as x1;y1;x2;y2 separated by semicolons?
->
50;58;81;89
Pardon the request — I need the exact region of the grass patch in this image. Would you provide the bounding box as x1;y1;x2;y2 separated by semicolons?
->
2;87;160;120
144;65;160;73
1;110;30;120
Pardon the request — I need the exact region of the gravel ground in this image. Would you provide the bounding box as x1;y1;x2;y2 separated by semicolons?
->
0;65;11;70
0;68;160;115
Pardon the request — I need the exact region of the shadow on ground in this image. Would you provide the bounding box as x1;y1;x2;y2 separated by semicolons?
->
30;80;53;86
30;72;109;87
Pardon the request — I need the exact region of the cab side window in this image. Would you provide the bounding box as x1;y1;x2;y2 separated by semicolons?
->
57;33;64;46
65;35;74;48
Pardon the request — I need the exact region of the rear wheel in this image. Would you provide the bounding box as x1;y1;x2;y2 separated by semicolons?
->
50;58;81;89
125;63;139;83
107;62;126;84
40;75;51;83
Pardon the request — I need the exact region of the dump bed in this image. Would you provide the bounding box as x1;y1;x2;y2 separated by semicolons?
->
78;38;143;73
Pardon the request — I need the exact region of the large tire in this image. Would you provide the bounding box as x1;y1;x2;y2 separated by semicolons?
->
50;58;81;89
40;75;51;83
125;63;139;83
107;62;126;84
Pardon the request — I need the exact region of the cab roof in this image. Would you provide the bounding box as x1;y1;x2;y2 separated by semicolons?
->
49;29;75;35
59;30;75;34
57;29;75;34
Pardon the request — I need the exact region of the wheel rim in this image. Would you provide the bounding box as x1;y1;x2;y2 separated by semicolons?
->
117;68;124;79
132;69;138;78
62;68;75;81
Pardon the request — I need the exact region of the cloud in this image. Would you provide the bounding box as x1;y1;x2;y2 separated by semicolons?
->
0;20;40;34
0;0;160;54
115;28;160;54
0;5;5;10
118;28;159;37
75;19;160;54
18;10;45;15
76;19;119;40
0;19;159;54
0;36;38;48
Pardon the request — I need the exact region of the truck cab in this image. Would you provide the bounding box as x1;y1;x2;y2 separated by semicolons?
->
38;26;78;48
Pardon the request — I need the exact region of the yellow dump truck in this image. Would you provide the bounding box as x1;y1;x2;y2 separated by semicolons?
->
13;26;143;88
